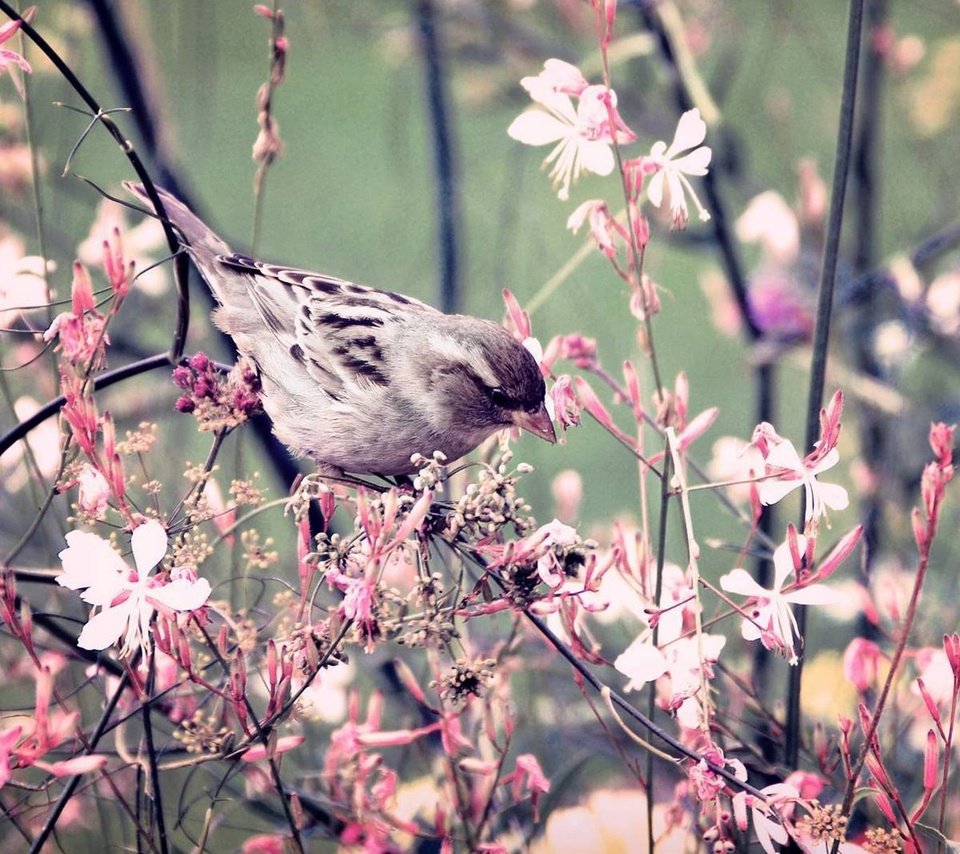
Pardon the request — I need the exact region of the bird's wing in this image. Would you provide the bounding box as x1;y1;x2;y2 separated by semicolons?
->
217;254;438;396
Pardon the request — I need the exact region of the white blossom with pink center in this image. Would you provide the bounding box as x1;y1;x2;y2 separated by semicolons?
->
757;439;849;522
645;108;713;228
57;519;211;659
720;535;839;665
508;60;635;201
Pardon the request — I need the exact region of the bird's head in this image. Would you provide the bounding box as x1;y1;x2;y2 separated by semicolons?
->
423;318;556;445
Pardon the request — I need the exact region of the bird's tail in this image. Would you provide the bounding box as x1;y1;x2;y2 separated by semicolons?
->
124;182;239;303
124;183;229;253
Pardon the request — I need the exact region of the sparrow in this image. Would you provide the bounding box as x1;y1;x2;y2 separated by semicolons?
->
126;184;556;476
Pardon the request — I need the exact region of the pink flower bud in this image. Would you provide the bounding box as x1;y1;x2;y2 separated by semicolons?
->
929;422;955;468
842;638;882;693
573;377;613;430
502;288;531;340
561;334;598;370
70;262;95;315
241;735;305;762
924;729;939;791
40;754;108;777
944;633;960;676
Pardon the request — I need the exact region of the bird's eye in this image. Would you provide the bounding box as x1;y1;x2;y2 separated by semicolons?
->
488;387;515;409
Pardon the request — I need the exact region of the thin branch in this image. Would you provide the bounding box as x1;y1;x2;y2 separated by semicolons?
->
416;0;462;313
787;0;866;770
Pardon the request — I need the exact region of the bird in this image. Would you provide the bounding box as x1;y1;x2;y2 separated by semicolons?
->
125;184;556;477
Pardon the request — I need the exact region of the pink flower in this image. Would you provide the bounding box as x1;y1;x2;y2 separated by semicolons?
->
0;9;34;97
501;754;550;821
842;637;884;693
644;109;712;228
720;535;838;664
43;262;110;369
241;735;305;762
508;61;635;201
77;465;110;519
566;199;623;257
736;191;800;264
518;58;588;99
78;200;167;296
747;270;814;342
57;519;212;659
550;375;581;430
757;438;849;522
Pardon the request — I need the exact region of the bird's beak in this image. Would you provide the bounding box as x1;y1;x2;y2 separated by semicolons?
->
513;405;557;444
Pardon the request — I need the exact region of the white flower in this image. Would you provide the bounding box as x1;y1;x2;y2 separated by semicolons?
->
720;536;838;665
646;108;713;228
757;439;849;522
0;234;49;327
57;520;211;659
508;61;635;201
732;783;798;854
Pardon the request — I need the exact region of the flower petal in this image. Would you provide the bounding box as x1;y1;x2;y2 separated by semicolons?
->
578;139;615;177
149;577;212;612
784;584;840;606
765;439;804;473
670;146;712;177
614;637;668;691
58;531;127;589
131;520;168;573
666;108;707;158
646;170;666;208
77;603;130;650
757;478;802;507
816;482;849;511
507;110;571;146
719;568;766;598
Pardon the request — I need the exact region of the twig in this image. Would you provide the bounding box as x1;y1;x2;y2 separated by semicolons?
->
787;0;866;770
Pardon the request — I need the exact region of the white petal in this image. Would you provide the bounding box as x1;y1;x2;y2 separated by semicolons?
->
719;568;767;598
58;531;126;589
614;637;667;690
578;139;615;176
149;578;212;612
765;439;804;473
77;604;129;651
670;146;712;177
507;110;571;146
131;520;168;574
701;633;727;661
527;89;578;123
665;170;687;219
784;584;840;606
666;108;707;158
741;616;764;641
757;478;802;507
811;447;840;475
771;540;795;591
816;482;849;511
646;170;665;208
